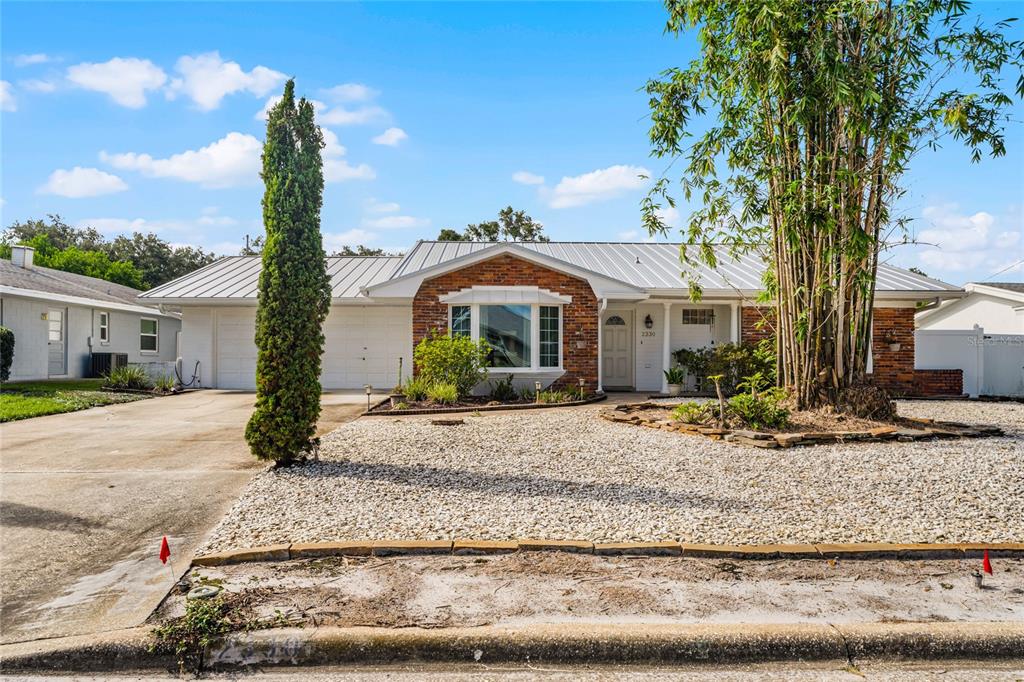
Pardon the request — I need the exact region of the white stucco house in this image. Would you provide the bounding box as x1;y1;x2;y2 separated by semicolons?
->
140;240;966;396
916;282;1024;334
0;245;181;381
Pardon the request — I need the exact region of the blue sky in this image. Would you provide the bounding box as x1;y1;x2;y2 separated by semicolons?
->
1;1;1021;285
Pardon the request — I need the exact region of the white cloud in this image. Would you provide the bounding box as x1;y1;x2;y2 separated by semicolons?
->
372;127;408;146
322;129;375;183
101;131;262;188
655;205;680;228
0;81;15;111
322;228;377;252
319;105;388;126
167;52;285;111
512;170;545;186
66;57;167;108
548;164;650;209
320;83;378;103
19;78;57;93
362;215;430;230
38;167;128;198
13;53;54;67
366;199;400;213
913;203;1022;276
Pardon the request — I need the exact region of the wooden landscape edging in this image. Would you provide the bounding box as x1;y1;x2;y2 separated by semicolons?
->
363;393;606;417
600;402;1004;448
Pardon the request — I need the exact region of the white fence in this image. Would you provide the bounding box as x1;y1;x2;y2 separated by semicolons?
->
915;326;1024;397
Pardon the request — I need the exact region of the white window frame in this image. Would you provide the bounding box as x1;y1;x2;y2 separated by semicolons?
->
140;317;159;354
98;311;110;344
448;303;563;372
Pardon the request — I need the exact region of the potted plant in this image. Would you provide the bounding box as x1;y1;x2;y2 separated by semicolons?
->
881;332;901;352
664;366;686;397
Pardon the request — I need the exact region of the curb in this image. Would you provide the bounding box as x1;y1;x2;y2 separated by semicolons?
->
191;541;1024;567
4;622;1023;672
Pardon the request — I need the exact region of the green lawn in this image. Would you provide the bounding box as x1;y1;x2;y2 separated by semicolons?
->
0;379;150;422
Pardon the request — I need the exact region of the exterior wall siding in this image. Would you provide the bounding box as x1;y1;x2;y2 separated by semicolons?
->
412;254;598;389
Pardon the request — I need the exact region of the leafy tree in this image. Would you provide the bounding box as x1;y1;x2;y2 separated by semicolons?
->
3;215;105;251
106;233;216;289
0;235;144;289
240;235;265;256
245;80;332;464
439;206;550;242
0;326;14;383
332;245;388;256
643;0;1023;409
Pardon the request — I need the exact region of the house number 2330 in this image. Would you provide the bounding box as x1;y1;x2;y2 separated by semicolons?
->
641;331;656;337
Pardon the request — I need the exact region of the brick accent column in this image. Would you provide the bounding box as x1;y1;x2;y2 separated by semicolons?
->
870;307;915;394
740;305;775;344
412;254;598;389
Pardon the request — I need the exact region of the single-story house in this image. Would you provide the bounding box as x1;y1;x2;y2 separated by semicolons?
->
140;241;966;395
916;282;1024;334
0;245;181;381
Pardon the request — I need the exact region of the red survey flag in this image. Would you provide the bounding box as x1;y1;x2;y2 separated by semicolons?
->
159;536;171;565
983;549;993;575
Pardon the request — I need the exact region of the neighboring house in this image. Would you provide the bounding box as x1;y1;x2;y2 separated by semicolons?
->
0;245;181;381
916;282;1024;334
140;241;965;395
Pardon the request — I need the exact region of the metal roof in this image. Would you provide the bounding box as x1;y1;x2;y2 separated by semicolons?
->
141;242;961;302
393;241;961;294
139;256;403;300
0;258;157;307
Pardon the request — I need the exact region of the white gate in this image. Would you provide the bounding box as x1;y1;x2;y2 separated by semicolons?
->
915;327;1024;397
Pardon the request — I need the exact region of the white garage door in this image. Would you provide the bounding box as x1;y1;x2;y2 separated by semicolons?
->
216;308;258;389
214;306;413;390
322;306;413;390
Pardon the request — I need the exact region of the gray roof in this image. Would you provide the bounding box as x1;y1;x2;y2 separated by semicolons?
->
977;282;1024;293
139;255;403;300
393;241;961;293
141;242;961;301
0;259;154;307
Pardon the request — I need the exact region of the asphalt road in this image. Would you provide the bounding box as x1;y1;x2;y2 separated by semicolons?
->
0;390;366;644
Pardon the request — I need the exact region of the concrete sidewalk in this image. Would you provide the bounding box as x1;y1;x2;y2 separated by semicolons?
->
0;390;365;644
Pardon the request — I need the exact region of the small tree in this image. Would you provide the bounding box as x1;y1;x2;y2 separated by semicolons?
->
245;80;332;464
0;326;14;383
438;206;550;242
413;332;490;398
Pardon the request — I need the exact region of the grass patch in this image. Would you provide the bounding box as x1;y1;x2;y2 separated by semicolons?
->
0;379;149;422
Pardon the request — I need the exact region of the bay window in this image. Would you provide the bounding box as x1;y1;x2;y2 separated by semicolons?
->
447;302;563;371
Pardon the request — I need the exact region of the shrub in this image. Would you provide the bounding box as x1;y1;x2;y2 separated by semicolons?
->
537;389;572;404
426;381;458;405
673;340;776;395
413;332;489;399
151;596;232;675
0;326;13;383
488;374;517;402
672;401;713;424
727;388;790;429
402;376;430;401
104;365;153;391
663;365;686;385
245;80;333;465
153;374;175;393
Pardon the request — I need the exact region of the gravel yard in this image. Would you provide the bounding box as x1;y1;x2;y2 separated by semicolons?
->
198;400;1023;553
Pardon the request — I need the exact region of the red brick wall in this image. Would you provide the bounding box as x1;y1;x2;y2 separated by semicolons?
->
740;306;775;344
911;369;964;397
870;307;916;393
412;254;598;388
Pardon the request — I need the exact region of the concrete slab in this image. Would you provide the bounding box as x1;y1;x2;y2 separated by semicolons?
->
0;389;364;644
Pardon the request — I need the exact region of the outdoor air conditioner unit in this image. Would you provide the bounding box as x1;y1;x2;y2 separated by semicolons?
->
91;352;128;378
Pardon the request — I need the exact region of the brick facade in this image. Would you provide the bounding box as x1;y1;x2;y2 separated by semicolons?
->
412;254;598;389
870;307;916;393
740;306;775;344
911;369;964;397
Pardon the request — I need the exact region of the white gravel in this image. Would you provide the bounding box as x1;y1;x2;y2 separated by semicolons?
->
198;400;1023;553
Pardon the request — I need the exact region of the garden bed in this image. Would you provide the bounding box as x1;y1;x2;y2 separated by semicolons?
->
366;392;606;416
602;401;1004;448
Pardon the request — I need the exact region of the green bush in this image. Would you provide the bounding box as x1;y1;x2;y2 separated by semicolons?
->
488;374;517;402
663;365;686;385
402;376;430;401
727;388;789;429
673;340;775;395
0;326;13;383
413;332;489;399
538;389;572;403
153;374;175;393
672;400;714;424
103;365;153;391
426;381;459;405
151;596;232;675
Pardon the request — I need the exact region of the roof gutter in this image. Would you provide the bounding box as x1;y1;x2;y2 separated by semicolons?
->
0;285;179;318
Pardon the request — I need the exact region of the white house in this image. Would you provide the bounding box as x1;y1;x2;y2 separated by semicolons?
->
0;245;181;381
141;240;966;396
916;282;1024;334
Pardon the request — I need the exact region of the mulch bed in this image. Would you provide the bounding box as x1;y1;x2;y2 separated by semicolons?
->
365;393;606;416
602;402;1004;448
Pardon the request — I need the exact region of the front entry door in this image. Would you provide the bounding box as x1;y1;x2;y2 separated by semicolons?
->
602;312;633;388
47;308;66;376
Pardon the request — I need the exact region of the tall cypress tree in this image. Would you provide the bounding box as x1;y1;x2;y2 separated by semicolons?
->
245;80;332;464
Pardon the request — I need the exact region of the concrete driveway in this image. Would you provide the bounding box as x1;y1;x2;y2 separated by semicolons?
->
0;390;366;645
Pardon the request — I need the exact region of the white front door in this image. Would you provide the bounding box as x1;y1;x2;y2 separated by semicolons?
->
602;312;633;388
47;308;66;376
